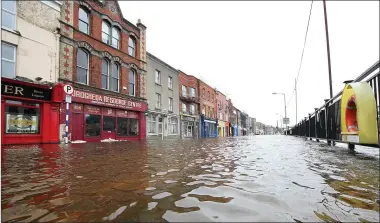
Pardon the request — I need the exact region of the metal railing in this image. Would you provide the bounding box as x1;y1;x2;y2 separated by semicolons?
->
287;61;380;148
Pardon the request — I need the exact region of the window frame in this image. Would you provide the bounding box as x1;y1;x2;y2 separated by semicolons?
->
78;7;89;34
155;70;161;85
156;93;161;109
128;36;136;57
76;48;90;85
128;69;136;96
168;76;173;89
112;63;120;92
182;85;187;97
168;97;173;112
4;100;41;135
102;20;111;45
101;58;110;90
190;104;195;114
111;26;120;49
182;103;187;113
148;115;156;134
1;42;17;78
2;0;17;30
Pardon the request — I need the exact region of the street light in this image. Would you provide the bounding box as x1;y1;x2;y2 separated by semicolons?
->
272;92;287;135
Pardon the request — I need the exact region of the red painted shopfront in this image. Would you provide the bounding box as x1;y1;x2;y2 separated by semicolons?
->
1;78;64;145
64;89;147;142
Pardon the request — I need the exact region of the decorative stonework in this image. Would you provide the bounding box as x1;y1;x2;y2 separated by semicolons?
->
61;0;74;38
59;43;74;81
101;51;113;60
140;72;147;99
76;41;94;53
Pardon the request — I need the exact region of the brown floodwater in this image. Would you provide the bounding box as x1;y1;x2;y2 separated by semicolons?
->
1;136;379;222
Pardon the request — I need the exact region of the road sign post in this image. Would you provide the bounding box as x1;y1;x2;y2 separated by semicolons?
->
64;85;73;144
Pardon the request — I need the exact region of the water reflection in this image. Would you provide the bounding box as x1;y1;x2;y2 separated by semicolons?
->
1;136;379;222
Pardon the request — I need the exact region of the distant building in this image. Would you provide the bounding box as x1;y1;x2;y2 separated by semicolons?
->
228;99;238;136
251;118;257;134
146;53;180;139
199;79;218;138
216;90;229;137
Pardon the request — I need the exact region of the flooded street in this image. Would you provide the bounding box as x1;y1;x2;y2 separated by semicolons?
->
1;136;379;222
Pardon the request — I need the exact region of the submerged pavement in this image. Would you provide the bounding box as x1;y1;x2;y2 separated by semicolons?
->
1;135;379;222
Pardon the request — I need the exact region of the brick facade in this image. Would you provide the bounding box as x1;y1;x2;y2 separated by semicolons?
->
216;91;228;122
198;80;217;119
178;71;200;115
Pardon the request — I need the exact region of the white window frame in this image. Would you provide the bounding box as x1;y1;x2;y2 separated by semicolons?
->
112;63;120;92
156;93;161;109
102;20;111;45
1;42;17;78
168;117;178;135
190;104;195;114
2;0;17;30
101;58;110;90
182;85;187;97
190;88;196;97
155;70;161;84
128;37;136;57
78;7;89;34
111;27;120;49
168;97;173;112
182;103;187;113
168;76;173;89
129;70;136;96
148;115;156;134
76;48;89;85
41;1;62;11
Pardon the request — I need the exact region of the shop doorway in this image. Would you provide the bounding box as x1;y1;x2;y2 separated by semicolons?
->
102;116;116;140
72;113;84;141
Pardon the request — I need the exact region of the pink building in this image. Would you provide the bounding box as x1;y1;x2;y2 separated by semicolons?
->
216;90;229;137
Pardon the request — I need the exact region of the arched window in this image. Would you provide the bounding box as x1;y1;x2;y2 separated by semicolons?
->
77;48;89;84
112;63;119;92
102;20;111;44
128;37;136;57
129;69;136;96
78;7;89;34
111;27;120;49
101;58;109;89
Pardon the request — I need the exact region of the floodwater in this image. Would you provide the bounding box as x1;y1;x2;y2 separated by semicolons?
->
1;136;379;222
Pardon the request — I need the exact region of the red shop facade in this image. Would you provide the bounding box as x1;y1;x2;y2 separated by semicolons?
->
63;88;147;142
1;78;64;145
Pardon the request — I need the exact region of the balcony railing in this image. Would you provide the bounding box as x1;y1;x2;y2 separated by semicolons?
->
180;94;199;103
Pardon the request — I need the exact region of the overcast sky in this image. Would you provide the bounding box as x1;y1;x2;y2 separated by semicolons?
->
119;1;379;127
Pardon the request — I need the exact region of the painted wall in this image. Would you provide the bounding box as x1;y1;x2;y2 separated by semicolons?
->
1;1;61;83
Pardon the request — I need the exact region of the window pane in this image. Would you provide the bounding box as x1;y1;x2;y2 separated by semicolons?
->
102;21;110;34
128;119;139;136
101;75;108;89
2;43;15;61
2;1;16;13
1;60;15;78
112;78;118;92
112;38;119;49
1;11;15;30
117;117;128;136
5;105;40;134
77;49;88;68
129;83;134;96
103;116;115;131
77;67;87;84
112;27;119;39
102;33;109;44
128;37;135;47
79;8;88;22
112;64;119;78
129;70;135;83
85;114;101;137
79;21;88;34
102;59;109;74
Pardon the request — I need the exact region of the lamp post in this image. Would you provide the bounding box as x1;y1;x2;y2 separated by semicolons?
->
273;92;287;135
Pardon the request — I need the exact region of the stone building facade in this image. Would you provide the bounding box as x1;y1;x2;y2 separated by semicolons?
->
146;52;180;139
58;0;148;143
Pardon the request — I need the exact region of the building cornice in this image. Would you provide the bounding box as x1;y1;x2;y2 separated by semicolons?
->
147;52;178;74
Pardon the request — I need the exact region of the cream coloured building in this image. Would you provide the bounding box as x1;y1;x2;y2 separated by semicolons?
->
1;0;61;83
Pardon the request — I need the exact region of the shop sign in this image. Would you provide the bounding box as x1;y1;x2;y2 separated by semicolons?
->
71;103;83;113
71;89;147;111
84;105;101;115
1;82;51;101
116;110;139;118
102;108;115;116
182;116;195;122
6;114;39;134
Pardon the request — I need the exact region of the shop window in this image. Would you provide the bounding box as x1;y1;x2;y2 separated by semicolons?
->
168;117;178;134
117;117;128;136
4;100;40;134
129;119;139;136
103;116;115;131
1;42;16;78
85;114;101;137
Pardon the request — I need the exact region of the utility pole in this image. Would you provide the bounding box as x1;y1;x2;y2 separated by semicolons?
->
323;0;333;98
295;78;298;125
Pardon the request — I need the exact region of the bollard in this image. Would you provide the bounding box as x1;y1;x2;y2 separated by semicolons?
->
348;143;355;150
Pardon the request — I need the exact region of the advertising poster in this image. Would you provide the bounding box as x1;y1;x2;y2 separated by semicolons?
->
6;114;39;134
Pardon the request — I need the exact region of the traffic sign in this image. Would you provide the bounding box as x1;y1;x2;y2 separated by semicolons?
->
64;85;74;94
65;95;72;103
283;118;290;125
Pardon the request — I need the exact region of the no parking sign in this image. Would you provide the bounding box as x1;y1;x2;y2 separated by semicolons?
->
64;85;74;95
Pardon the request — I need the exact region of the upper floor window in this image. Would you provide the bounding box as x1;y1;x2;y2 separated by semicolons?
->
155;93;161;109
76;48;89;84
182;103;187;113
2;0;16;30
102;20;111;45
168;76;173;89
101;59;109;89
129;70;136;96
207;91;210;101
78;7;89;34
112;63;119;92
202;88;205;98
168;97;173;112
190;104;195;114
1;42;16;78
211;94;214;103
128;37;136;57
155;70;161;84
111;27;120;49
182;85;187;96
190;88;195;97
